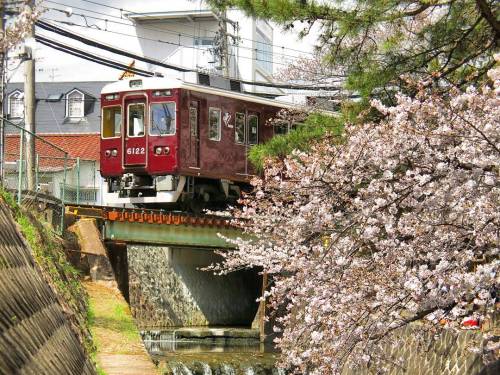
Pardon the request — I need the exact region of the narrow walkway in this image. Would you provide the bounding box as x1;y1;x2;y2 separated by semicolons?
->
85;281;158;375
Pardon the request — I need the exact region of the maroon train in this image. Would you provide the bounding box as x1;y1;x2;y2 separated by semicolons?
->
100;77;292;208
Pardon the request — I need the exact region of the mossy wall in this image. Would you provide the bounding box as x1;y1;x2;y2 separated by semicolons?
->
0;195;96;374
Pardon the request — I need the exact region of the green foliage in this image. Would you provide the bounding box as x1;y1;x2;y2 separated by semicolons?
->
209;0;499;100
0;188;95;356
0;188;18;210
249;112;344;170
87;283;143;354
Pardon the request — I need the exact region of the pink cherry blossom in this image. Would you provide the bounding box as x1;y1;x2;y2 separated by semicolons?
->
211;65;499;373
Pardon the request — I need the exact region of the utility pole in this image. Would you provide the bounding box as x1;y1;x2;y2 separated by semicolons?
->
214;9;233;77
221;9;229;77
24;0;35;191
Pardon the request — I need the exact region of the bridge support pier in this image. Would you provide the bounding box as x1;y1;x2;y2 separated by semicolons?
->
126;244;262;329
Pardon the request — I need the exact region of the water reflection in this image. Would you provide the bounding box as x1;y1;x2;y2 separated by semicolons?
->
141;328;284;375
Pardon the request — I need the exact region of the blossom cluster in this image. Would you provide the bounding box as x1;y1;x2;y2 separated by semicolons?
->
0;3;39;52
215;77;499;373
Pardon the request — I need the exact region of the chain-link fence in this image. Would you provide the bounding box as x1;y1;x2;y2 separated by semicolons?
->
0;117;99;230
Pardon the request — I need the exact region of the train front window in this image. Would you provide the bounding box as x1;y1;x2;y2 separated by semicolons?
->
128;104;145;137
102;106;122;138
150;102;176;136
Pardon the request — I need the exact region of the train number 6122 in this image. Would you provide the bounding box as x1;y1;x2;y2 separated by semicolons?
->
127;147;145;155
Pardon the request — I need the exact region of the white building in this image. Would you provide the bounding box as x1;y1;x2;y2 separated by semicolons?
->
8;0;291;95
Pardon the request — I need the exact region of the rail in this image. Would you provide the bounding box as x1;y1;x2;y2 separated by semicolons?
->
66;203;234;228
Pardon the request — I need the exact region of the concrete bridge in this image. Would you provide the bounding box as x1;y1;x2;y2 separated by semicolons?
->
69;205;266;339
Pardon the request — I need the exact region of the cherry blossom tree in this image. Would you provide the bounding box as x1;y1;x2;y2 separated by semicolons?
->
0;2;39;52
214;62;500;373
274;50;345;87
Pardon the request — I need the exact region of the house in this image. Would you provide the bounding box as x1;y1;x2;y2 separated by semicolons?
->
4;81;109;133
3;133;101;204
2;81;107;204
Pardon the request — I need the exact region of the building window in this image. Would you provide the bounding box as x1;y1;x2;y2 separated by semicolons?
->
194;37;214;47
66;90;84;118
102;106;122;138
8;91;24;119
248;115;258;144
150;102;176;136
235;112;245;144
208;107;221;141
255;29;273;74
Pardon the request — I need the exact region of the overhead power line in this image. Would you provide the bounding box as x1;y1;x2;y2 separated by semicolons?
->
35;34;154;77
44;1;308;61
43;17;283;68
65;0;315;57
36;20;194;73
35;21;342;91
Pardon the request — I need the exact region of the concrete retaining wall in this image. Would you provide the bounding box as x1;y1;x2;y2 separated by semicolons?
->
127;244;262;327
0;200;95;375
342;323;498;375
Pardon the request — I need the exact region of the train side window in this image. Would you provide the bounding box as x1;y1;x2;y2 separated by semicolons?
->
150;102;176;136
128;104;145;137
102;106;122;138
208;107;221;141
189;106;198;136
274;120;290;135
235;112;245;144
248;115;258;145
291;122;302;131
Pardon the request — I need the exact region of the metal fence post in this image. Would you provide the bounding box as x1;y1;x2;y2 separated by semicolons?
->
76;156;80;204
60;152;68;233
17;132;24;205
35;153;39;191
93;160;96;203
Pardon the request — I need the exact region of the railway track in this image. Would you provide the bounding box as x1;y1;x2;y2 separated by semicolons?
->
66;203;235;229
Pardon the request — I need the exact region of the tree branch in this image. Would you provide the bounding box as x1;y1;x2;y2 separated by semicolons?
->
475;0;500;41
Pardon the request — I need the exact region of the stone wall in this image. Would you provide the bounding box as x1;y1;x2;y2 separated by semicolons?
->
127;244;262;327
0;200;95;374
342;323;498;375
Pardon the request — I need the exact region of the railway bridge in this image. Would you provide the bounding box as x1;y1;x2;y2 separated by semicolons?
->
66;203;265;339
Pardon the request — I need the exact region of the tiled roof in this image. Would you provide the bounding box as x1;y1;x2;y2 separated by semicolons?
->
4;81;111;134
5;133;100;171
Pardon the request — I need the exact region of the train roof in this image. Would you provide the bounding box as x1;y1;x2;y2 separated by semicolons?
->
101;77;297;109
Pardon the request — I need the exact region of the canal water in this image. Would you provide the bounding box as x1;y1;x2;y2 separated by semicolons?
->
141;328;284;374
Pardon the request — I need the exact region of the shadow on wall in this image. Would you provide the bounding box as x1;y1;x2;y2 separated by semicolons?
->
127;245;262;327
106;242;130;302
172;248;262;325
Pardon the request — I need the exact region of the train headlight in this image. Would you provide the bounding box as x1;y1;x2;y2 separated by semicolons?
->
111;149;118;157
164;146;170;155
155;146;162;155
105;150;111;157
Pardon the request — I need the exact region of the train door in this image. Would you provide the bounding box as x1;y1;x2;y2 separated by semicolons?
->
188;100;200;168
124;96;147;166
245;111;259;174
